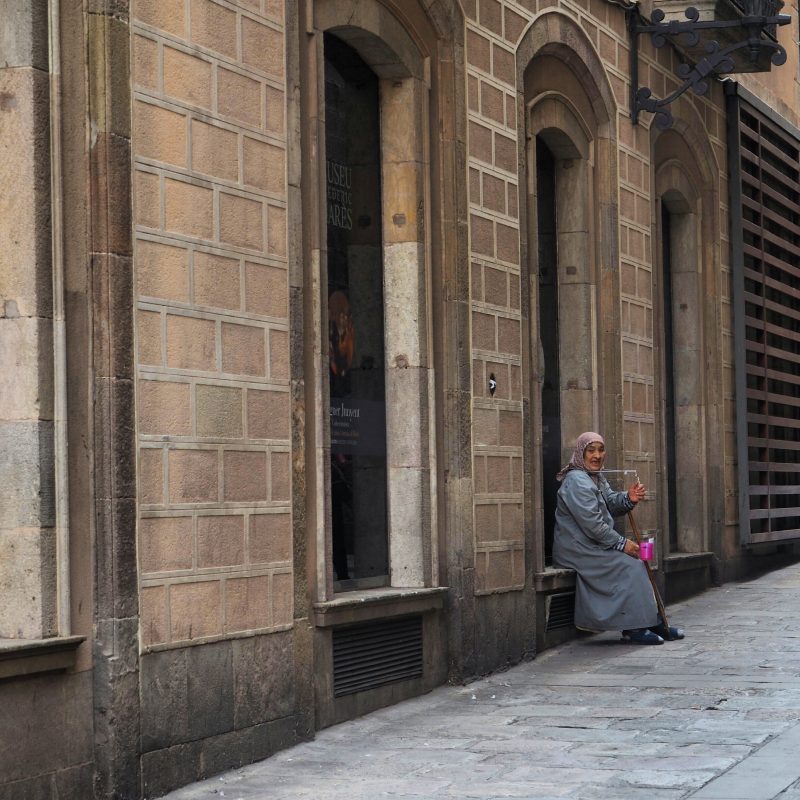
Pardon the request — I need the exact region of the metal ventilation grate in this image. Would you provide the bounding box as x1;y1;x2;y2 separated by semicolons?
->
332;615;423;697
546;592;575;631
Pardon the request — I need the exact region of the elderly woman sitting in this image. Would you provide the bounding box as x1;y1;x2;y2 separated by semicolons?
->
553;431;684;645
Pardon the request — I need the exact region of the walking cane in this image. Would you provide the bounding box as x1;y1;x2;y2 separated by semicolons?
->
626;510;673;640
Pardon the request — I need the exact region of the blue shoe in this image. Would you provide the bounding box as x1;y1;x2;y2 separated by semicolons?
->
649;623;685;640
622;628;664;645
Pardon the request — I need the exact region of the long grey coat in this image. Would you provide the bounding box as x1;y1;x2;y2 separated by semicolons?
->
552;470;658;632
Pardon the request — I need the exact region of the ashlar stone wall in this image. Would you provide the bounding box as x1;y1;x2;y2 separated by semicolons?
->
132;0;292;650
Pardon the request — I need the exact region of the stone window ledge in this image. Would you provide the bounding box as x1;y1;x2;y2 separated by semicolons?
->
0;636;85;680
534;568;576;593
314;587;448;628
662;551;714;574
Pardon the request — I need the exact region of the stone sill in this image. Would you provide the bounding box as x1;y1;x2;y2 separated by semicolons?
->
0;635;85;680
534;568;576;593
314;586;448;628
663;552;715;574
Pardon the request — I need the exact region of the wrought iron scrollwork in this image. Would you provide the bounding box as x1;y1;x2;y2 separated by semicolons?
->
629;4;790;128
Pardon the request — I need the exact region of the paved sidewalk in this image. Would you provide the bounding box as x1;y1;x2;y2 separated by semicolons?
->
162;563;800;800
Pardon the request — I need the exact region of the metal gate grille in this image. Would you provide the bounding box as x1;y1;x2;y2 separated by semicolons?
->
546;592;575;631
332;615;423;697
729;85;800;544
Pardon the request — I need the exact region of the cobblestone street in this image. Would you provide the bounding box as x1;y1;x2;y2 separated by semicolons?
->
162;562;800;800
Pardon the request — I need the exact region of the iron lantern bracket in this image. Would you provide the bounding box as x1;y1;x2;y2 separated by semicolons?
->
628;6;791;128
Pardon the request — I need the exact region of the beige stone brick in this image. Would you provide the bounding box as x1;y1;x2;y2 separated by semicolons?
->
271;451;290;500
467;29;490;71
139;515;193;572
497;316;520;355
480;81;504;124
166;314;216;371
135;101;187;167
265;85;285;135
479;0;502;34
382;161;421;245
244;262;288;317
468;74;479;112
482;173;505;214
136;239;190;302
487;455;511;493
473;358;486;399
470;214;494;256
471;261;483;302
196;384;244;438
500;503;523;540
509;274;520;309
269;328;289;380
272;571;293;626
225;575;270;631
473;453;488;494
223;450;267;501
139;380;192;436
475;503;499;542
133;34;159;92
496;222;519;264
486;548;513;588
241;17;284;77
163;47;213;110
492;44;514;84
264;0;283;20
472;311;495;351
191;0;238;59
599;30;617;66
197;514;245;567
140;585;168;646
473;407;498;446
511;457;523;492
249;512;291;563
221;322;266;376
219;192;265;250
170;580;222;640
135;170;161;229
474;552;487;592
191;119;239;182
505;94;517;131
498;409;522;446
267;205;287;257
469;167;481;204
194;252;241;310
164;179;214;239
218;68;262;128
484;266;507;305
168;448;219;503
139;447;165;504
468;120;492;164
494;133;517;173
504;7;527;44
137;310;163;366
135;0;186;37
243;137;285;194
510;364;521;400
512;548;525;584
247;389;289;439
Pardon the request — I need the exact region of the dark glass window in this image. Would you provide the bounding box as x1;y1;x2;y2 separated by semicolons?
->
324;34;388;588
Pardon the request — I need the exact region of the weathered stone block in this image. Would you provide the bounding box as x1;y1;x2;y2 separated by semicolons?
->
190;0;237;60
249;512;291;563
474;502;499;542
133;33;159;92
141;741;201;799
221;322;266;376
271;571;293;626
241;16;284;77
134;100;187;168
191;118;239;182
242;137;285;195
164;179;214;240
138;379;192;436
166;314;216;371
139;515;193;573
270;451;290;501
497;315;520;355
135;0;185;37
222;450;267;501
187;640;234;738
194;251;242;310
170;580;222;641
246;388;288;441
496;221;519;265
168;448;219;503
0;0;48;69
163;47;212;109
197;514;245;567
136;239;190;302
269;328;289;380
218;68;262;128
196;383;243;439
140;584;168;646
267;204;287;257
245;262;288;318
134;169;160;229
225;575;270;631
264;85;285;135
0;421;54;529
138;447;164;505
0;317;54;420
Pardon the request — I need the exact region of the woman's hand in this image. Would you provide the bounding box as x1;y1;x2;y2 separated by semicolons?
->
623;539;640;558
627;481;646;504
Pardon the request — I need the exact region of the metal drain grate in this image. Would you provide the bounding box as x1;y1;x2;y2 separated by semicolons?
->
546;592;575;631
332;615;423;697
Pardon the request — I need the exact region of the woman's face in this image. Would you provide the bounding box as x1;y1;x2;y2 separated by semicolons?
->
583;441;606;472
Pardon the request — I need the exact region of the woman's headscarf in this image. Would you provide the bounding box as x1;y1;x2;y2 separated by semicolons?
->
556;431;605;482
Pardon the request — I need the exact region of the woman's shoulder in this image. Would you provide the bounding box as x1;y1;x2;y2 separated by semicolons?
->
561;470;596;489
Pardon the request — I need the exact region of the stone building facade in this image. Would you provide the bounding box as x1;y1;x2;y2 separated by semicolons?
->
1;0;799;797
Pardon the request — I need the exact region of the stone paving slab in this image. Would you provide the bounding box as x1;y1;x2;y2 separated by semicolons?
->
161;562;800;800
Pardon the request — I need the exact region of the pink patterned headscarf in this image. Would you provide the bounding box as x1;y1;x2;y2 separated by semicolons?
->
556;431;605;482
